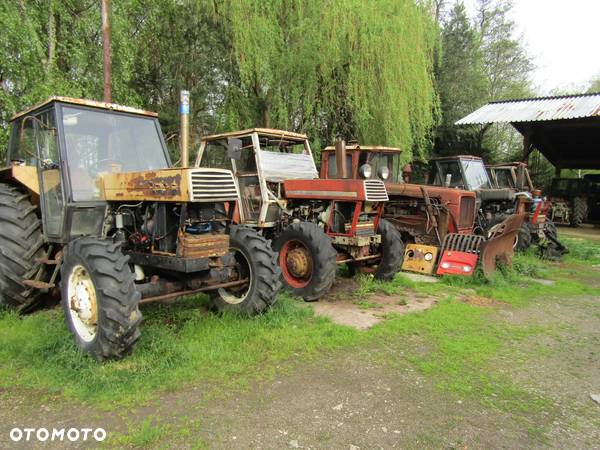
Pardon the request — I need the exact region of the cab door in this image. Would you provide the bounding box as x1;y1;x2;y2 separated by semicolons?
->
34;109;66;240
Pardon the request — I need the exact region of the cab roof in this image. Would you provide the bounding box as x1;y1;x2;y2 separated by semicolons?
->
202;128;308;142
429;155;483;161
322;144;402;153
11;96;158;121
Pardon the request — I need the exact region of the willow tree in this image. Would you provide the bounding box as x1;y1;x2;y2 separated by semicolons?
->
214;0;439;160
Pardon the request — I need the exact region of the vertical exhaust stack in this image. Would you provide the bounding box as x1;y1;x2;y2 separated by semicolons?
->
180;90;190;168
334;136;348;179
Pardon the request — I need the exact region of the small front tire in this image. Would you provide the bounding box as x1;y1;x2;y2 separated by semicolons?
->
61;238;142;360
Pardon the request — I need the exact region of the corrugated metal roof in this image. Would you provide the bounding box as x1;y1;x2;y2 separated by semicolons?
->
455;92;600;125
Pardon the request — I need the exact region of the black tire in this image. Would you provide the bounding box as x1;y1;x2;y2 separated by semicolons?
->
273;222;337;301
0;183;46;311
571;197;588;227
60;238;141;360
544;219;558;240
373;219;404;280
515;222;533;252
209;226;281;315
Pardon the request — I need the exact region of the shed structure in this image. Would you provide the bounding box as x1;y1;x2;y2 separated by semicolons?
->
455;92;600;170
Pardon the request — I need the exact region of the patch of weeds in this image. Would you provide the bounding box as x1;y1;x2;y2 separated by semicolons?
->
108;417;171;448
353;300;383;310
562;237;600;264
397;298;407;306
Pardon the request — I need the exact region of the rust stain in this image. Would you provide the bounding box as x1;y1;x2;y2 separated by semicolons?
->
127;173;182;198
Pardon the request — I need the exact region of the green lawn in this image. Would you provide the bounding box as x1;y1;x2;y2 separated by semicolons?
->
0;236;598;414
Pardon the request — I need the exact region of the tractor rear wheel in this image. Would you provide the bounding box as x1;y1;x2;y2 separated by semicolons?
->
273;222;337;301
0;183;46;311
571;197;588;227
210;226;281;315
60;238;142;360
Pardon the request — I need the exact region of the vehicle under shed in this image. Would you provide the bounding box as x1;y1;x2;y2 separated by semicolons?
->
456;92;600;225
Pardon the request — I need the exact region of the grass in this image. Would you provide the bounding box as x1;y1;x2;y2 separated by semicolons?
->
0;234;598;443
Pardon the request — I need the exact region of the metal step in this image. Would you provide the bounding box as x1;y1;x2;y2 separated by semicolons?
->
21;279;55;289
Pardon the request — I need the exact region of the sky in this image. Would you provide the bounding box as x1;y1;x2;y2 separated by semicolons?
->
463;0;600;95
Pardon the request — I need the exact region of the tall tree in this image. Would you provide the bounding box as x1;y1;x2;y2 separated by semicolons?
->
434;1;488;157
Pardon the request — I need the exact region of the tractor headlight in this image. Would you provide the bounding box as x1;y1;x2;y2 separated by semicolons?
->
424;252;433;261
359;164;373;179
377;166;390;181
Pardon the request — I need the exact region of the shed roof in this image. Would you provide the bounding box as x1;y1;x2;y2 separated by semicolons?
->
455;92;600;125
455;93;600;169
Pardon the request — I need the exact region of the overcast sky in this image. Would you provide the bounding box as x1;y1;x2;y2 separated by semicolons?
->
463;0;600;95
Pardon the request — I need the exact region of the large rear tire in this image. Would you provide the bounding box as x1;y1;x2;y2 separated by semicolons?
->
209;226;281;315
273;222;337;301
0;183;46;311
60;238;142;360
571;197;588;227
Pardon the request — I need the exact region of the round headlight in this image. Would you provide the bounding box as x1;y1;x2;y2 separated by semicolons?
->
377;166;390;181
424;252;433;261
359;164;373;179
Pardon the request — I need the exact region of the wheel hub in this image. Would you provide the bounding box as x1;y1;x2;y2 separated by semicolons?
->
286;247;311;278
67;265;98;342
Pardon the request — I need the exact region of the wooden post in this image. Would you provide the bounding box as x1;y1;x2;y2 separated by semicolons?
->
101;0;111;103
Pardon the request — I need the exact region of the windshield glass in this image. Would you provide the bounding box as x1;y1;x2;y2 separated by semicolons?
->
431;161;465;188
257;136;317;181
494;169;514;188
367;152;402;183
62;106;168;201
461;159;491;189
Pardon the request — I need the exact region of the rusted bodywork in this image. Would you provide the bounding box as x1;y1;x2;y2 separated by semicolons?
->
478;213;526;278
320;145;477;244
101;168;239;203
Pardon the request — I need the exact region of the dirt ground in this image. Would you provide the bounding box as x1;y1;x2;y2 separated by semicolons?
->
558;224;600;241
1;272;599;449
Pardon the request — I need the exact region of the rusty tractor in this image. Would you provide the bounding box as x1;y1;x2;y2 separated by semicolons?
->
319;142;524;278
195;129;403;301
0;97;281;360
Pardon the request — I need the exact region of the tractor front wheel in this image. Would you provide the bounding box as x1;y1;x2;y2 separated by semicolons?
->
273;222;337;301
210;226;281;315
60;238;142;360
515;222;533;252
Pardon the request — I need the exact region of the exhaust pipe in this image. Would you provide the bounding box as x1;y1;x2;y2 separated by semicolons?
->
334;136;348;179
180;90;190;168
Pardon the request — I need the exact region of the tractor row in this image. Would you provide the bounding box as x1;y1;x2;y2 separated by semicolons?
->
0;97;560;360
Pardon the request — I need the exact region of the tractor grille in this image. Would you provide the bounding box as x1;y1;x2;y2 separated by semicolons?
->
188;169;239;202
459;195;476;228
364;180;389;202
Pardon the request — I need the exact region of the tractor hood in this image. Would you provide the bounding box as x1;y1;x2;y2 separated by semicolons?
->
283;179;388;202
101;167;239;203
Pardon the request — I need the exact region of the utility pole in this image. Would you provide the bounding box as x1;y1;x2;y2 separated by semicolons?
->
101;0;111;103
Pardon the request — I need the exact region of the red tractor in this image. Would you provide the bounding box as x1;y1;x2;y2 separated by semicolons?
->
195;129;403;300
319;142;522;278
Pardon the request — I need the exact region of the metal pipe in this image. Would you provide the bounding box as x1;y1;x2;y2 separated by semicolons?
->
334;137;347;179
180;90;190;168
138;278;248;304
336;254;381;264
101;0;111;103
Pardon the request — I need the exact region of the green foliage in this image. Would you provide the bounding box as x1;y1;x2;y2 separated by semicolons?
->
1;0;439;164
217;0;440;161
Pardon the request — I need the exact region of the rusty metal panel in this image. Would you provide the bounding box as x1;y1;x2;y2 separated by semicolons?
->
401;244;438;274
102;168;188;202
179;233;229;258
0;165;40;194
283;178;369;201
456;92;600;125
